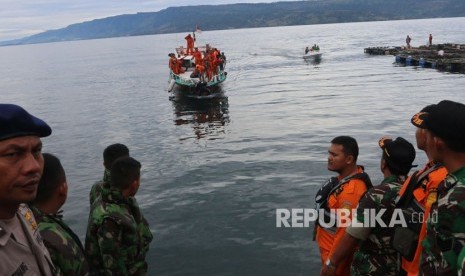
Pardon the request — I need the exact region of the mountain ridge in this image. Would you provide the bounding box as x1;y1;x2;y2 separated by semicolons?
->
2;0;465;46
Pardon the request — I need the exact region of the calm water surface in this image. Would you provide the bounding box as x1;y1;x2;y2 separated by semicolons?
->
1;17;465;275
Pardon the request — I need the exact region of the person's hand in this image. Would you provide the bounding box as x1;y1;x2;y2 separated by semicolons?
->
320;264;336;276
320;260;337;276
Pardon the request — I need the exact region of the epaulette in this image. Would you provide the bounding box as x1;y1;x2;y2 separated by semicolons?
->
18;204;38;231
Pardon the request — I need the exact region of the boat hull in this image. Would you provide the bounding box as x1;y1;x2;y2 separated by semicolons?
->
170;70;227;88
303;53;322;60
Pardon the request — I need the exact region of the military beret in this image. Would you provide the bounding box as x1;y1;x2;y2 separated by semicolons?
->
425;100;465;143
0;104;51;141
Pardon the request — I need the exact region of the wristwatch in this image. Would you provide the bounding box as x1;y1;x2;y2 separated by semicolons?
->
325;259;336;270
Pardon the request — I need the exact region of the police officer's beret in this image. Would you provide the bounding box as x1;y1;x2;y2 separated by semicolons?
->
379;137;416;175
425;100;465;144
411;104;437;129
0;104;51;141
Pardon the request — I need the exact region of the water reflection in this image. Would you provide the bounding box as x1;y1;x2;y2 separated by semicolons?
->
304;56;322;66
170;91;229;140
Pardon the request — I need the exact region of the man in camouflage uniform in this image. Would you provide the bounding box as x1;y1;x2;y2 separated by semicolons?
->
30;153;90;275
0;104;58;275
321;137;416;276
85;156;153;275
419;100;465;275
89;143;129;205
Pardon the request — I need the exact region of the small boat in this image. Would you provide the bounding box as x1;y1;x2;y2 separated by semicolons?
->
168;44;227;97
303;50;323;61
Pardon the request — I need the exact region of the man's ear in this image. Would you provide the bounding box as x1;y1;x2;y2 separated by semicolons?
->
380;157;387;171
434;137;446;153
345;155;355;165
58;182;67;196
128;178;140;196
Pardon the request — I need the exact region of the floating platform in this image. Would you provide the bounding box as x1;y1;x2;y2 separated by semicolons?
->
364;44;465;74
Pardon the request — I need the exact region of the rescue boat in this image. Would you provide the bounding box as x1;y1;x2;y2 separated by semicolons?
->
302;50;323;61
168;44;227;97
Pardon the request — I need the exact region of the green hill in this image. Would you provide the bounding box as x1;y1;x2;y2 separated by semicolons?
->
2;0;464;46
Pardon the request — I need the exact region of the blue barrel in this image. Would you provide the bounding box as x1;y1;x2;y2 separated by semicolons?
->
406;56;413;66
395;55;401;63
419;58;426;68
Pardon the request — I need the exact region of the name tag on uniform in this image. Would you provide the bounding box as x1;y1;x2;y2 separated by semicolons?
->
12;262;29;276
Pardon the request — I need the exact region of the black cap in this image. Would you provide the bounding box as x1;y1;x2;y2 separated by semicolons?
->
379;137;416;175
424;100;465;144
411;104;437;129
0;104;52;141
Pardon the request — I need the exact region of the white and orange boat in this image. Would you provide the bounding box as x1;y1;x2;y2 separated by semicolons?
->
168;44;227;96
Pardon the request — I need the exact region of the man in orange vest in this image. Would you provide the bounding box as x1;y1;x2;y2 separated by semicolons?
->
321;136;416;276
315;136;372;276
169;53;184;75
398;104;447;275
192;47;203;66
185;34;195;55
419;100;465;274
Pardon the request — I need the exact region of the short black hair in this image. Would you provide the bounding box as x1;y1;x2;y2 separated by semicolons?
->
331;136;359;162
103;143;129;169
33;153;66;204
110;157;141;190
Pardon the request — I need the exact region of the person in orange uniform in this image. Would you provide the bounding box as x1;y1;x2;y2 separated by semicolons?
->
398;104;447;275
211;48;220;74
185;34;195;55
315;136;372;276
169;53;178;74
192;47;203;66
169;53;184;75
204;51;214;81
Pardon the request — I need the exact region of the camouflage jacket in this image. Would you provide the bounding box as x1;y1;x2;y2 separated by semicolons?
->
89;169;111;205
421;166;465;275
350;175;406;276
30;206;90;276
85;188;153;275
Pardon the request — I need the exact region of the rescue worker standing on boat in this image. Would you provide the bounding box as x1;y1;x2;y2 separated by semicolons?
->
314;136;372;276
185;33;195;55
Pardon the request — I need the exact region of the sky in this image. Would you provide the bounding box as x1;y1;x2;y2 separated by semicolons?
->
0;0;296;42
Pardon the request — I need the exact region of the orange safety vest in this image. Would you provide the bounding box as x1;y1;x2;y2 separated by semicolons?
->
315;167;371;276
399;162;447;275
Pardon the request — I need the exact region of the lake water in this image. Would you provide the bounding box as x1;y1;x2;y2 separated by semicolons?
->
1;17;465;275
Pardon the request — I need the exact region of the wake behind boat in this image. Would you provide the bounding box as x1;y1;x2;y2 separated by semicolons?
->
168;33;227;97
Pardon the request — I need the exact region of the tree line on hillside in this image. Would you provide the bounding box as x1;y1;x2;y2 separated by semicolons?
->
1;0;464;46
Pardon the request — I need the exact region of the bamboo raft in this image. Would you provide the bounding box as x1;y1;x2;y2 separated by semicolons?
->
364;44;465;74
